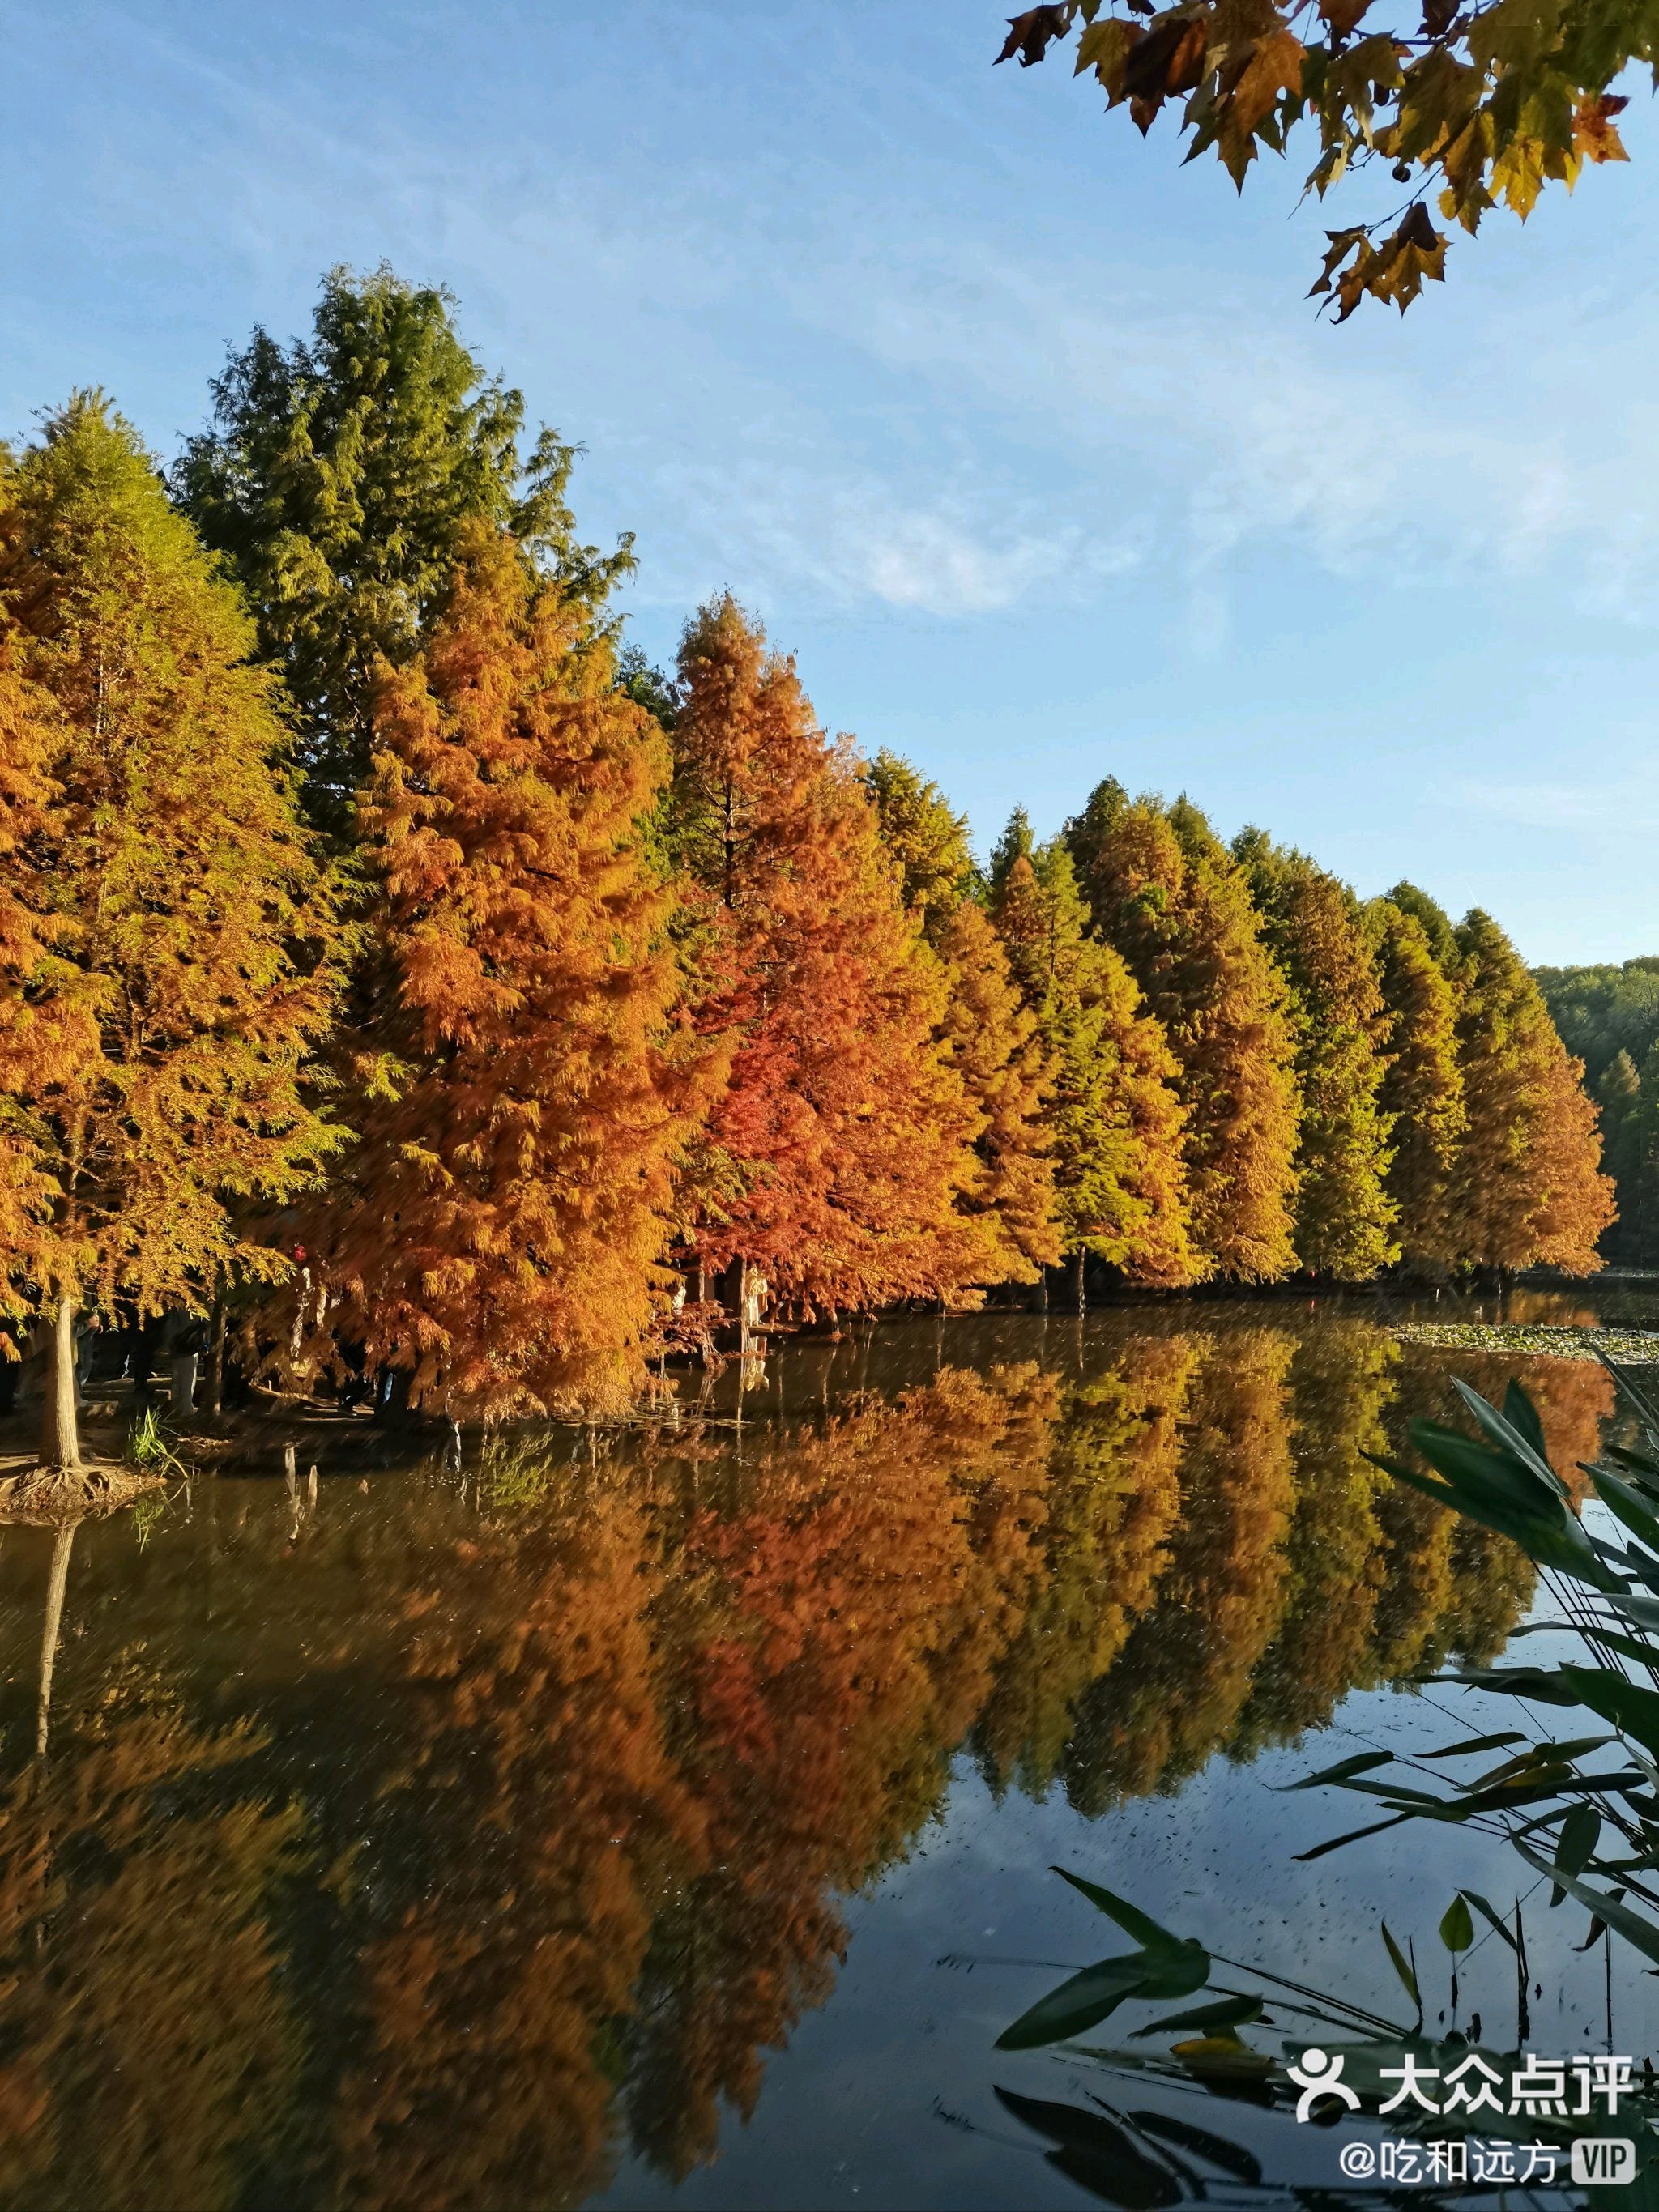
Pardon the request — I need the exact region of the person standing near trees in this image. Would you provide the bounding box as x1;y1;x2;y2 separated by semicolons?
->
0;396;345;1478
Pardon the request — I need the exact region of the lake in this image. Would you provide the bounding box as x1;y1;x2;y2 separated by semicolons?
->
2;1288;1652;2210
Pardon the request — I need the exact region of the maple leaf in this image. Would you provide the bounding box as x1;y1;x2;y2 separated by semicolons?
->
993;0;1659;313
1122;13;1212;111
1308;223;1371;297
1214;25;1307;183
997;4;1077;65
1489;129;1548;215
1078;14;1149;96
1572;91;1629;161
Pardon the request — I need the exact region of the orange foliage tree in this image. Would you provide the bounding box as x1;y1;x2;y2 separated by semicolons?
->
667;598;985;1317
1447;910;1615;1274
313;526;701;1417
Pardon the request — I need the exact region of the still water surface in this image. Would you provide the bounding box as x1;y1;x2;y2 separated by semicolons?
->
1;1292;1650;2210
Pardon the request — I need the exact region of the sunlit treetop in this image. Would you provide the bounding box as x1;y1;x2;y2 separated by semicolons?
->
996;0;1640;318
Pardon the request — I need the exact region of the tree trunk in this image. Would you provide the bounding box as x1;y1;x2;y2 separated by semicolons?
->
36;1518;78;1759
40;1292;82;1473
738;1255;753;1364
1073;1249;1087;1314
1030;1268;1048;1315
203;1295;228;1421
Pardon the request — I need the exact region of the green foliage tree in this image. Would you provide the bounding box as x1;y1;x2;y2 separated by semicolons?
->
1595;1048;1643;1259
1236;830;1397;1279
864;748;979;947
1066;782;1302;1281
1625;1039;1659;1264
1386;879;1461;971
994;0;1637;318
0;397;343;1471
1537;957;1659;1091
1370;898;1467;1272
992;835;1196;1291
175;265;627;829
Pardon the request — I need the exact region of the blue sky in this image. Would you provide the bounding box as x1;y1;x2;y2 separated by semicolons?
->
7;0;1657;962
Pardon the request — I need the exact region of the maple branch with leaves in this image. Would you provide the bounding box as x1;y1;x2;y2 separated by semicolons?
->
996;0;1638;317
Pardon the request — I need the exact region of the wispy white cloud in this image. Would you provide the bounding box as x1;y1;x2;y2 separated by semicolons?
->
626;458;1140;617
20;0;1659;649
1456;778;1659;836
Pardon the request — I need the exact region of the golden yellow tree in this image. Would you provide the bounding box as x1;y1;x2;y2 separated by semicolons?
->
1236;833;1397;1280
992;830;1196;1293
0;398;343;1470
1447;909;1615;1273
936;897;1060;1285
1371;898;1468;1272
1066;783;1302;1281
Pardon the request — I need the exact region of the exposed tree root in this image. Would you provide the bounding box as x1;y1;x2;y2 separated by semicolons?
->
0;1459;167;1524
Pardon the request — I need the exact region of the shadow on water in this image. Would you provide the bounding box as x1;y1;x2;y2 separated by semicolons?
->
0;1298;1627;2210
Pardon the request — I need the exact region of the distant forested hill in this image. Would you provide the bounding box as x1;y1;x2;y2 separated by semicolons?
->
1537;960;1659;1261
1535;961;1659;1087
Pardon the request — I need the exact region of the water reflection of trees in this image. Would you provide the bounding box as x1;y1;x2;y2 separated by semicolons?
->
0;1322;1613;2208
0;1655;301;2212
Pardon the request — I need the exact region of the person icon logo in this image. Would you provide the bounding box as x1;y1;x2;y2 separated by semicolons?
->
1288;2049;1362;2122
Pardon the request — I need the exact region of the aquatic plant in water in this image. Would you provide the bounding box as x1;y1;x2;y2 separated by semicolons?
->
992;1360;1659;2202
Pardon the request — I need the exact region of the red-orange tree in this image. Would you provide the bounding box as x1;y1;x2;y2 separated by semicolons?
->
667;597;984;1316
0;398;343;1470
317;525;702;1417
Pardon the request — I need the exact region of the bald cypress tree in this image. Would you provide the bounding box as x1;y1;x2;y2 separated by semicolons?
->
1447;910;1614;1273
864;749;977;947
1235;831;1396;1280
936;898;1060;1284
1066;782;1301;1281
669;597;984;1315
317;524;699;1418
992;836;1196;1291
863;757;1053;1283
1370;899;1467;1272
0;398;343;1471
1385;880;1461;971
